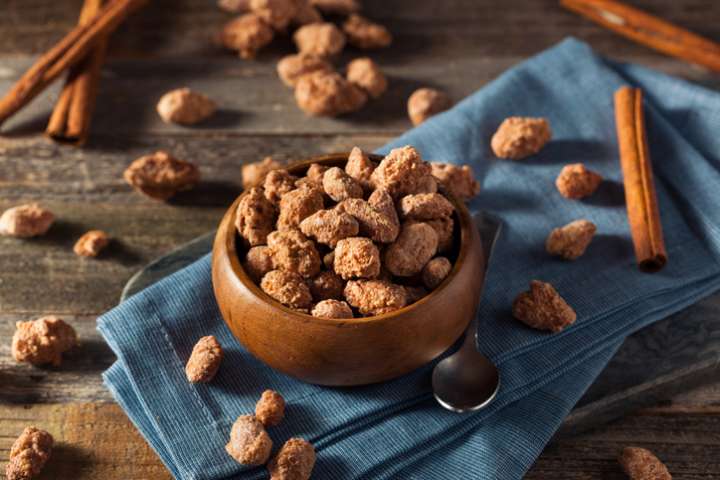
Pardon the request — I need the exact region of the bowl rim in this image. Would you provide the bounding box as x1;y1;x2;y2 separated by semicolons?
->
220;151;479;326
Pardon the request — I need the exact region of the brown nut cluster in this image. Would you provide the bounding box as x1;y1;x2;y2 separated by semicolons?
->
156;88;216;125
225;414;273;465
267;437;316;480
407;88;451;126
346;57;387;99
5;427;53;480
123;151;200;201
555;163;603;199
12;316;78;367
491;116;552;160
295;70;367;117
242;157;283;189
311;0;359;15
546;219;596;260
0;203;54;238
277;53;333;88
512;280;576;333
73;230;110;257
185;335;224;383
250;0;297;30
221;13;275;59
255;389;285;426
619;447;672;480
219;0;250;13
238;146;479;317
430;162;481;201
294;22;346;58
343;14;392;49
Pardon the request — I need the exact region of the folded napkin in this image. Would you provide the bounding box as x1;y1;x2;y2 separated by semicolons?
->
98;38;720;480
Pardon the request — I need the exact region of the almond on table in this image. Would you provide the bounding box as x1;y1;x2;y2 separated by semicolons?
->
546;219;596;260
12;316;78;366
491;116;552;160
123;151;200;201
407;88;451;126
343;14;392;49
555;163;603;199
276;53;333;88
512;280;576;333
619;447;672;480
293;22;346;58
249;0;297;31
156;88;216;125
221;13;274;59
73;230;110;257
0;203;54;238
346;57;388;99
5;427;53;480
294;70;367;117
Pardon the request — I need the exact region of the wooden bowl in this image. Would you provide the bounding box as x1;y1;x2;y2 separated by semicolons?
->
212;153;485;386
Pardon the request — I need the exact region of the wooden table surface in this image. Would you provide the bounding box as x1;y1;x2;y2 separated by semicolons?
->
1;1;719;478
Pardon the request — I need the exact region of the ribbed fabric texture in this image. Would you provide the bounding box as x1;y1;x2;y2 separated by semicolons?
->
98;38;720;480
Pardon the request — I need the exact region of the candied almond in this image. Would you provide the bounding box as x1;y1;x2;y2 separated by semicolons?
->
345;147;375;190
267;438;316;480
344;279;407;316
555;163;602;199
343;14;392;49
323;167;363;201
310;270;345;300
277;53;333;88
546;219;596;260
12;316;77;367
293;22;346;58
334;237;381;279
123;151;200;201
384;222;438;277
300;208;359;247
295;71;367;117
263;169;298;204
242;157;283;189
346;57;387;99
425;216;454;252
156;88;216;125
267;229;321;277
235;187;276;246
371;146;434;199
512;280;576;333
261;270;313;309
491;117;551;160
310;0;359;15
250;0;297;30
312;299;354;319
407;88;451;126
323;250;335;269
336;197;398;243
292;0;322;25
0;203;54;238
422;257;452;290
399;193;453;221
73;230;110;257
255;389;285;426
6;427;53;480
430;162;480;201
218;0;250;13
277;185;324;230
221;13;274;59
185;335;223;383
244;245;274;281
226;415;273;465
619;447;671;480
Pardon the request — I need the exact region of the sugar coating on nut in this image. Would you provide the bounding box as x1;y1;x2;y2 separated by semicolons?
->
399;193;454;221
430;162;480;201
277;53;333;88
235;187;276;246
619;447;671;480
293;22;346;58
218;0;250;13
555;163;602;199
73;230;109;257
0;203;54;238
422;257;452;290
336;197;398;243
384;222;438;277
407;88;451;126
312;299;354;319
371;146;434;199
185;335;223;383
267;229;321;277
255;389;285;427
345;147;375;190
512;280;576;333
221;13;274;59
295;71;367;117
156;88;216;126
267;437;316;480
277;185;324;230
323;167;363;202
243;246;274;281
346;57;387;99
343;14;392;49
243;157;283;189
123;151;200;201
6;427;53;480
546;219;596;260
334;237;381;279
424;216;454;252
300;209;359;247
263;169;298;205
226;415;273;465
304;163;328;186
344;279;407;316
292;0;322;25
310;0;359;15
250;0;297;30
261;270;313;309
12;316;77;367
491;117;552;160
309;270;345;301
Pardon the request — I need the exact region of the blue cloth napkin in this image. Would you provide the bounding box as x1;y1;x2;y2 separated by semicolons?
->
98;37;720;480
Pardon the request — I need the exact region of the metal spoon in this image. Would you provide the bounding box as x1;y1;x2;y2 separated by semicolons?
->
432;212;502;412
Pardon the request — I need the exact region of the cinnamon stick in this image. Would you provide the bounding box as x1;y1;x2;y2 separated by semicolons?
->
46;0;108;145
561;0;720;73
614;86;667;272
0;0;147;127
